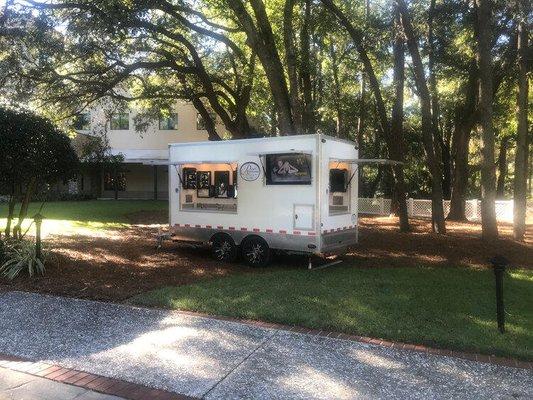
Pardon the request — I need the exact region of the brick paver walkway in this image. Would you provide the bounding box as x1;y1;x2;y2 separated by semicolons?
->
0;365;124;400
0;291;531;399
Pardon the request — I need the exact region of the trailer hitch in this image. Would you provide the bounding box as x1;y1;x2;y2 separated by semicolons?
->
156;231;172;249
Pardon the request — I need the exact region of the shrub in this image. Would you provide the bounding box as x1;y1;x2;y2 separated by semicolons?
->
0;239;5;263
0;239;46;280
32;191;96;202
0;106;80;239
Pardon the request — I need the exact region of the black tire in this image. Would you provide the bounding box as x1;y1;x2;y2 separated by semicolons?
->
210;233;237;262
241;236;271;267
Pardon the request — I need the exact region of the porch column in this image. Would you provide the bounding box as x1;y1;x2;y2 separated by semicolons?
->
113;167;119;200
153;165;158;200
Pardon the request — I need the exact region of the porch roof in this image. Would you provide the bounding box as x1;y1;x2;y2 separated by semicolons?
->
110;149;168;164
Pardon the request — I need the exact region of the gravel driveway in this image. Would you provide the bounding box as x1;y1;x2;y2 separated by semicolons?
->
0;291;531;399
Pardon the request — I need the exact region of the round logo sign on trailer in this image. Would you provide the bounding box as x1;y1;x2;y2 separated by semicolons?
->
240;162;261;181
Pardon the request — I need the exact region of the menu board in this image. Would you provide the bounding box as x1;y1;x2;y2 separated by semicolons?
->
197;171;212;198
215;171;230;198
182;167;197;189
330;169;347;192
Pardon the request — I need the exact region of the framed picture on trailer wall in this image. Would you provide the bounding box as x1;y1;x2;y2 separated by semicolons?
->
265;153;312;185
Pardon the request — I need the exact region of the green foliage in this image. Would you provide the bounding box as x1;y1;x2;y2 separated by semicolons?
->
0;238;46;280
1;0;524;199
0;106;80;195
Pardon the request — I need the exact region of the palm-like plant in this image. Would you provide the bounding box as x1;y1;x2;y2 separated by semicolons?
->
0;239;45;280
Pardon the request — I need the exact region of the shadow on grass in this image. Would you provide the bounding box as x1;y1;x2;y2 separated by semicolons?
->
132;266;533;361
0;200;168;225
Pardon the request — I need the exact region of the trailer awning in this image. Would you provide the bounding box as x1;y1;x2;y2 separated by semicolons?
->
141;159;172;166
330;158;403;165
144;160;238;166
247;150;312;156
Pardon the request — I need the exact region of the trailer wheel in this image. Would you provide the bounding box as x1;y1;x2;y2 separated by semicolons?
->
210;233;237;263
241;236;271;267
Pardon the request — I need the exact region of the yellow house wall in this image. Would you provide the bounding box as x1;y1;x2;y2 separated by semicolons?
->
78;101;222;151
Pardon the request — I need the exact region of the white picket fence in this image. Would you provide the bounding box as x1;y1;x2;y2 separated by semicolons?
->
358;198;520;222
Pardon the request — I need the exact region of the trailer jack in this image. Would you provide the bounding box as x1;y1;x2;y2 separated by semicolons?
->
156;231;172;249
308;256;344;271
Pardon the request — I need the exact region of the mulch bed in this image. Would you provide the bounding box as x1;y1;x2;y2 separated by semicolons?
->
0;225;248;301
1;214;531;302
348;216;532;270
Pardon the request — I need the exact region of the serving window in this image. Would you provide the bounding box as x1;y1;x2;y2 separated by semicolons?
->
265;153;312;185
329;161;353;215
179;163;238;213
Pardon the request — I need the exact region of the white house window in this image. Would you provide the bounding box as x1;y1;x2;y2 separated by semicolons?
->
196;112;216;130
159;113;178;130
74;112;90;131
110;113;130;130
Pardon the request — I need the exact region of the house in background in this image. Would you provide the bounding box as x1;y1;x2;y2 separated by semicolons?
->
72;101;224;200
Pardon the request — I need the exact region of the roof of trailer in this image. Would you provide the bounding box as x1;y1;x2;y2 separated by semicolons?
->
168;133;358;148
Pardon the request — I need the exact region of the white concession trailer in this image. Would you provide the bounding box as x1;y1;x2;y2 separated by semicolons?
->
168;134;361;266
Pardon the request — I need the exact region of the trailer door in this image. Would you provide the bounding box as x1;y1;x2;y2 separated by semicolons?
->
293;204;314;231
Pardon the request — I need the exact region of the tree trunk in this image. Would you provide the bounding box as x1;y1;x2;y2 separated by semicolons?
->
269;105;277;136
513;2;529;240
228;0;294;134
398;0;446;233
194;98;223;140
300;0;314;134
475;0;498;240
12;177;37;240
427;0;445;198
391;4;410;231
4;192;16;238
496;137;508;198
368;165;384;198
356;0;370;150
448;118;475;220
283;0;303;133
448;61;478;220
329;42;343;137
449;23;518;217
357;74;366;149
321;0;410;232
441;130;452;199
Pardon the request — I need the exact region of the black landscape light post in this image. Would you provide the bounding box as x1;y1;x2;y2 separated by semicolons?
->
34;213;44;262
490;255;509;334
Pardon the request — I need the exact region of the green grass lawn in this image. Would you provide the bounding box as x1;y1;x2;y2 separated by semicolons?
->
0;200;168;235
132;266;533;361
0;200;168;223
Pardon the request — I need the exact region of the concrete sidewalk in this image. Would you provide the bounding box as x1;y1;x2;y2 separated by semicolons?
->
0;366;123;400
0;291;531;399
